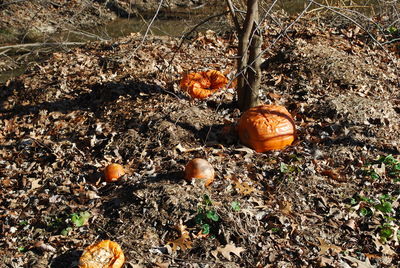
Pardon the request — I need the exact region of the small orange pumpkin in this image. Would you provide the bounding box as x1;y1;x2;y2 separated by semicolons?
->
237;104;295;152
185;158;215;186
79;240;125;268
180;70;228;99
104;164;125;182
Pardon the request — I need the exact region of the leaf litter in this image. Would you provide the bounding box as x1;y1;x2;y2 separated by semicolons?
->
0;10;399;268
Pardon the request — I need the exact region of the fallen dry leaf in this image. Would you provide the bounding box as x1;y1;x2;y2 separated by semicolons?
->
278;200;293;215
343;255;373;268
211;243;245;261
166;224;193;251
317;237;342;255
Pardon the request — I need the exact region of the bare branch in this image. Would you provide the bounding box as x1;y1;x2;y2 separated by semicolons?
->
132;0;164;54
308;0;395;62
166;11;229;71
0;42;85;51
226;0;241;32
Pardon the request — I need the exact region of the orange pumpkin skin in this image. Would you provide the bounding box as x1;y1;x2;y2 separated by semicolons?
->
79;240;125;268
180;70;228;99
237;105;295;152
104;164;125;182
185;158;215;186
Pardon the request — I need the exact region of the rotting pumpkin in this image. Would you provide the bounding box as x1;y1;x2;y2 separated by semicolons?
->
237;104;295;152
180;70;228;99
104;163;125;182
185;158;215;186
79;240;125;268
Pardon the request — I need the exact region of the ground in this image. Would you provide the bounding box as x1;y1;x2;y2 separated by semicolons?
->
0;3;400;268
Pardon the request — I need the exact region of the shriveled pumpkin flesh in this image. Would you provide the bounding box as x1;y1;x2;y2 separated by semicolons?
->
180;72;210;89
187;82;218;99
185;158;215;186
180;70;228;99
205;70;228;90
79;240;125;268
238;105;295;152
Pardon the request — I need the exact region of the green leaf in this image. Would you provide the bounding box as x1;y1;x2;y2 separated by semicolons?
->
359;207;373;217
393;163;400;171
359;196;374;203
195;213;206;224
19;220;29;226
201;224;210;235
71;211;91;227
369;171;380;180
18;247;27;252
206;210;219;222
60;227;72;236
379;194;390;201
231;201;241;212
380;226;393;241
375;201;393;214
387;26;398;34
271;227;280;233
382;155;396;165
203;194;212;206
280;163;289;173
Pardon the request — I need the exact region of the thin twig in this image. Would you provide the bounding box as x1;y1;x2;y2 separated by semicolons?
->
226;0;241;32
166;11;229;72
234;0;313;89
0;42;85;51
131;0;164;55
0;0;28;7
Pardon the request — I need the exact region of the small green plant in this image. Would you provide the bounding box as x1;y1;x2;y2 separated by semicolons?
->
270;227;280;233
19;220;29;226
70;211;91;227
359;207;373;217
350;193;399;243
195;195;220;235
379;223;396;243
280;163;296;173
17;246;27;253
61;211;91;234
231;201;241;212
387;26;398;35
363;155;400;182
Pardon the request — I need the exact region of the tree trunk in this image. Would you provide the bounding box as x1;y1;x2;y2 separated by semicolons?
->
235;0;262;112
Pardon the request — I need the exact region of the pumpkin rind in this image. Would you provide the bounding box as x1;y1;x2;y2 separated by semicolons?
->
180;70;228;99
104;164;125;182
185;158;215;186
237;105;295;152
79;240;125;268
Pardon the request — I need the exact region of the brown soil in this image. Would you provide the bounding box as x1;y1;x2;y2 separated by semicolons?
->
0;6;400;268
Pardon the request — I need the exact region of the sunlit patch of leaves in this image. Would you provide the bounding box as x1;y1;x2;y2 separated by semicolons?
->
43;211;91;236
350;189;398;242
362;154;400;182
349;155;400;246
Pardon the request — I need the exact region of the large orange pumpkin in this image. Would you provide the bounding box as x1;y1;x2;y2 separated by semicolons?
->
185;158;215;186
79;240;125;268
237;104;295;152
104;164;125;182
180;70;228;99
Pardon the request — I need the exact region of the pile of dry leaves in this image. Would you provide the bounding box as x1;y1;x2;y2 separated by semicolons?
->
0;11;399;268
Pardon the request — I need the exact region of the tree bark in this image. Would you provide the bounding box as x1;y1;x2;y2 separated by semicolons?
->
242;30;262;111
235;0;262;111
